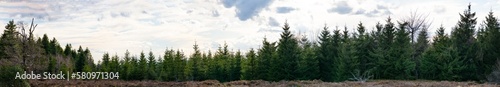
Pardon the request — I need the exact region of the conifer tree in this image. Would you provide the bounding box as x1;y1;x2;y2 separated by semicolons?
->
478;11;500;79
147;51;157;80
450;4;478;81
317;25;334;81
276;21;300;80
242;48;257;80
298;36;319;80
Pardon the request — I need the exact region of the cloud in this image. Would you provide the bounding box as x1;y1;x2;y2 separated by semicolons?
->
268;17;280;27
276;7;295;14
324;0;393;17
212;10;220;17
328;1;353;14
433;5;446;14
354;9;366;15
220;0;275;21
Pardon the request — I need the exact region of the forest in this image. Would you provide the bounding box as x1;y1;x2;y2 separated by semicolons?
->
0;4;499;86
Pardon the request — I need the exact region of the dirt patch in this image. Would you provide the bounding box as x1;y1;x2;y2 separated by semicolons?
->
29;80;499;87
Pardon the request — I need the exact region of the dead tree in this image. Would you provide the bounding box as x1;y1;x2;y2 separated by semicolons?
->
401;10;431;79
17;18;44;72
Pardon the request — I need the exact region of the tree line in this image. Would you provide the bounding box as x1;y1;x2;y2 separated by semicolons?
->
0;4;499;85
95;4;500;82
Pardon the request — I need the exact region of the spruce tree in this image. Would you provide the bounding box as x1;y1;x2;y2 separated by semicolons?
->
298;36;319;80
317;25;334;81
276;21;300;80
0;20;20;59
354;22;375;77
101;52;110;72
393;22;415;79
243;48;257;80
257;38;277;81
148;51;157;80
450;4;478;81
188;43;202;81
138;51;147;80
478;11;500;79
414;25;429;78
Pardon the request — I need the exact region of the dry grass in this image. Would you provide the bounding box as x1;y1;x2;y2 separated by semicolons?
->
29;79;499;87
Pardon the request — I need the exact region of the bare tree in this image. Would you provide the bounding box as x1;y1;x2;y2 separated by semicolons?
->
403;10;431;43
401;10;431;79
17;18;45;72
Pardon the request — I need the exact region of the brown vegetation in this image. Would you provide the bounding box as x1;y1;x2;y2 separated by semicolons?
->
29;80;499;87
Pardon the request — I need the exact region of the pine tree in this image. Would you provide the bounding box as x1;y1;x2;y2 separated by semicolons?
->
174;50;186;81
162;49;174;81
101;52;110;72
354;22;375;77
187;43;202;81
41;34;51;54
421;26;464;80
371;17;397;79
256;38;277;81
317;25;334;81
393;22;415;79
242;48;257;80
478;11;500;79
0;20;21;59
63;44;72;56
276;21;300;80
121;50;132;80
138;51;147;80
298;36;319;80
331;28;343;81
110;54;119;72
147;51;157;80
232;50;242;81
450;4;479;81
75;46;86;72
414;25;429;78
336;27;357;81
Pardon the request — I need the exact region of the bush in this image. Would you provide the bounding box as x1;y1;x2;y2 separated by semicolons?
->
0;65;29;86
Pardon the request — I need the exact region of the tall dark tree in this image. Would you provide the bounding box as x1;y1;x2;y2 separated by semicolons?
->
257;38;277;81
298;36;319;80
478;11;500;80
231;50;242;81
393;22;415;79
147;51;157;80
354;22;375;76
450;4;479;81
187;42;202;81
138;51;147;80
317;25;334;81
330;28;342;81
0;20;21;59
64;44;72;56
414;24;429;78
101;52;110;72
420;26;463;80
242;48;257;80
370;17;397;79
276;21;300;80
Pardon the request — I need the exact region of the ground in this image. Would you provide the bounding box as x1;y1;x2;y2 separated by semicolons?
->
29;80;499;87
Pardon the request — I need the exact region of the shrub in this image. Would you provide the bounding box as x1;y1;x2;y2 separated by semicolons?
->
0;65;29;86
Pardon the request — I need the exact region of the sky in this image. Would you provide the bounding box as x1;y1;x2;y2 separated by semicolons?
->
1;0;499;63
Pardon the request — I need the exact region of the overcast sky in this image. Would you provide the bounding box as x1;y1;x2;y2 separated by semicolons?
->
1;0;499;63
